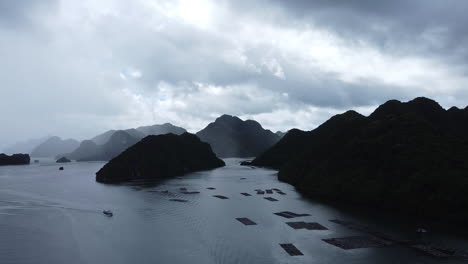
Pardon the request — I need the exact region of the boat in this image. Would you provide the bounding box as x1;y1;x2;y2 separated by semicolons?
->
416;228;428;233
103;210;113;217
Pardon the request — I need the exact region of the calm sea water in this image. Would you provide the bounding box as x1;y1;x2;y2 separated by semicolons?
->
0;158;467;264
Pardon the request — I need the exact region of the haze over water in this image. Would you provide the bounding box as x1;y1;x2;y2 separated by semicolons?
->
0;158;466;264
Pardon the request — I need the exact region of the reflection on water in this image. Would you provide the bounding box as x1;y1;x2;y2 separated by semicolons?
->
0;158;467;264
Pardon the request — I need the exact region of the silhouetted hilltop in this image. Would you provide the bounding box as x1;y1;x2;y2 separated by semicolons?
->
252;110;366;168
96;133;225;183
369;97;446;129
196;114;280;157
0;153;30;166
251;128;310;169
31;136;79;157
252;97;468;221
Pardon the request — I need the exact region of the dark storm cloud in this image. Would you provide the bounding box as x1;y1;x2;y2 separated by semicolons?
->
221;0;468;108
1;0;468;149
229;0;468;60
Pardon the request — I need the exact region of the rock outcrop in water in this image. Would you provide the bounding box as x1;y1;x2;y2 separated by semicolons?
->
196;115;280;158
252;97;468;220
96;133;225;183
31;136;80;157
56;157;71;163
0;153;30;165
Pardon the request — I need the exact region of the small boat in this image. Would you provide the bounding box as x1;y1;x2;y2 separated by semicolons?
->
416;228;428;233
103;210;113;217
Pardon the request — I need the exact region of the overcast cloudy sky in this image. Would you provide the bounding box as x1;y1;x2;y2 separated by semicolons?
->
1;0;468;149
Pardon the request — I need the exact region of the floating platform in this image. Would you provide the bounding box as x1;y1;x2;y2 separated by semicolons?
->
280;243;304;256
328;219;468;259
148;190;169;194
169;199;188;202
240;193;252;196
323;236;392;250
410;244;468;259
329;219;410;244
236;218;257;225
264;197;278;202
286;221;328;230
213;195;229;199
274;211;311;219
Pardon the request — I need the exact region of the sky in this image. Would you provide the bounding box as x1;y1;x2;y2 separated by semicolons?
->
1;0;468;149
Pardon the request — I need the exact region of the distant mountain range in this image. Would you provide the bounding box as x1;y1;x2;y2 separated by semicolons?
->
91;123;188;145
64;123;187;161
3;136;52;155
66;131;142;161
252;97;468;221
31;136;80;157
275;131;286;138
136;123;187;137
6;117;284;161
91;129;145;145
77;116;280;160
196;114;280;158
